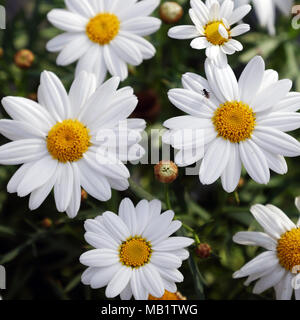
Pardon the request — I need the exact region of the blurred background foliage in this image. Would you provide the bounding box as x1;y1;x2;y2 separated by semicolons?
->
0;0;299;300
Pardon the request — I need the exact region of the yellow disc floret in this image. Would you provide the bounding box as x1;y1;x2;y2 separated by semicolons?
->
204;21;230;45
119;236;152;268
213;101;256;143
86;13;120;45
47;119;91;163
277;228;300;273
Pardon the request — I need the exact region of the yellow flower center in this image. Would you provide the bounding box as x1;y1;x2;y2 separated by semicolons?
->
277;228;300;273
47;119;91;163
119;237;152;268
86;13;120;45
149;290;184;300
213;101;256;143
204;21;230;45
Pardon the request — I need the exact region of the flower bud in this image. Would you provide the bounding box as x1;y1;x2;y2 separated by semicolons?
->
149;290;187;300
27;93;38;101
196;243;212;259
0;48;3;58
41;218;53;228
81;189;88;201
14;49;35;69
154;160;178;184
160;2;183;24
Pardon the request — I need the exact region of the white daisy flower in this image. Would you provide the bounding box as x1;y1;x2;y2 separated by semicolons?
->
228;0;293;35
168;0;251;66
233;199;300;300
46;0;161;82
0;71;145;218
80;198;194;300
163;56;300;192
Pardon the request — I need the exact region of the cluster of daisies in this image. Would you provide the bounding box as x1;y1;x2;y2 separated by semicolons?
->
0;0;299;300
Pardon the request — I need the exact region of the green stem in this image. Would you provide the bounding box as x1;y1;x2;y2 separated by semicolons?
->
234;190;240;205
164;184;172;210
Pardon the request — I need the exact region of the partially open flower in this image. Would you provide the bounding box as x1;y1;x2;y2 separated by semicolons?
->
14;49;35;69
160;2;183;24
196;243;212;259
149;290;187;300
154;160;178;183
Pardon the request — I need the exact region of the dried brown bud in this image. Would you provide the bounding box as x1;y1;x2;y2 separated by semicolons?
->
27;93;38;101
14;49;35;69
81;189;88;201
196;243;212;259
149;290;187;300
238;177;245;188
0;48;3;58
154;160;178;183
41;218;53;228
160;2;183;24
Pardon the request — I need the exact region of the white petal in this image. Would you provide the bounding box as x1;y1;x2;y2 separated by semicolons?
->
228;4;252;25
253;265;286;294
230;23;250;37
233;251;278;278
252;80;292;113
102;211;131;242
39;71;71;121
69;72;97;118
238;56;265;105
105;266;132;298
66;163;81;218
0;139;47;165
233;231;277;250
7;162;34;193
65;0;95;18
221;143;242;193
2;97;54;132
191;37;209;50
258;112;300;132
17;155;57;197
118;198;137;235
54;162;73;212
80;249;119;267
140;264;164;298
56;34;91;66
46;32;80;52
0;120;45;140
153;237;194;251
274;272;294;300
200;137;231;185
89;264;121;289
168;25;200;40
75;45;107;84
47;9;88;32
252;126;300;157
121;17;161;36
103;45;128;81
119;0;160;21
239;139;270;184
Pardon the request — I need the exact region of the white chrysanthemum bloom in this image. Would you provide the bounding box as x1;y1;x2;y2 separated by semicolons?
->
0;71;146;218
80;198;194;300
168;0;251;66
227;0;293;35
163;56;300;192
46;0;161;82
233;199;300;300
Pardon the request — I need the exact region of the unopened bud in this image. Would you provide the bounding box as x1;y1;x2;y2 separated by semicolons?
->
27;93;38;101
41;218;53;228
81;189;88;201
154;160;178;183
0;48;3;58
14;49;35;69
196;243;211;259
160;2;183;24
